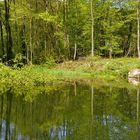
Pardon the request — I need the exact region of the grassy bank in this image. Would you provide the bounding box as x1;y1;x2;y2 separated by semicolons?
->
1;57;140;89
55;57;140;80
33;57;140;81
1;57;140;97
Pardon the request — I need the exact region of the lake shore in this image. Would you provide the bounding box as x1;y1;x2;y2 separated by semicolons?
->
1;57;140;88
36;57;140;81
1;57;140;94
2;57;140;80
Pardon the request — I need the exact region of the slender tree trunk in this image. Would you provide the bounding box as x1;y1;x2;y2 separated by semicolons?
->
28;0;33;64
0;9;4;56
27;40;29;64
109;37;112;58
29;16;33;64
44;0;48;57
123;23;132;56
137;0;140;58
109;46;112;59
73;0;78;60
74;42;77;60
63;0;66;54
91;0;94;57
63;0;70;59
67;34;70;59
56;0;59;58
13;0;19;49
21;16;26;60
4;0;13;61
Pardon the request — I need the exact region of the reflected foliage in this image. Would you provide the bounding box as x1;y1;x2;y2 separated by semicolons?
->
0;82;139;140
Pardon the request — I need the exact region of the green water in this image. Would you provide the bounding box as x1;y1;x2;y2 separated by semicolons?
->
0;81;139;140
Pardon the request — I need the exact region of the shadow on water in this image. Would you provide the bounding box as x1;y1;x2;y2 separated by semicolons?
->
0;80;140;140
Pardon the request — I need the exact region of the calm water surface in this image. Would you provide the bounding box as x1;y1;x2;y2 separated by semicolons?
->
0;81;139;140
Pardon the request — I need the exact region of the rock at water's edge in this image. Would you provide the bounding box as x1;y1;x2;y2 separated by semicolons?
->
128;69;140;78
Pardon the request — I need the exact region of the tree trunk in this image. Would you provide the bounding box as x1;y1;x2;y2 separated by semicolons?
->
45;0;48;57
109;46;112;59
91;0;94;57
21;17;26;61
137;0;140;58
73;0;78;61
63;0;70;59
4;0;13;61
0;9;4;57
74;42;77;60
29;16;33;64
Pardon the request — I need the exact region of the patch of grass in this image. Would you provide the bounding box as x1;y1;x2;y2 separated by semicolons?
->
1;57;140;100
30;66;91;79
55;57;140;81
1;57;140;94
14;57;140;82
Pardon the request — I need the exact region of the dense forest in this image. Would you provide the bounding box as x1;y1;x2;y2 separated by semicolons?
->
0;0;140;64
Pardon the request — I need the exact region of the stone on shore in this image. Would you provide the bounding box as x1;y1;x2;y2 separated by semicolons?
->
128;69;140;78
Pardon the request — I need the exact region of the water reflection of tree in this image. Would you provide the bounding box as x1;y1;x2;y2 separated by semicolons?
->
92;87;137;140
0;83;139;140
0;95;3;133
0;91;13;140
137;88;140;140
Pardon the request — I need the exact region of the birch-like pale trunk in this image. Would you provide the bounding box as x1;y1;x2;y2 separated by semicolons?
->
74;42;77;60
109;47;112;59
91;0;94;57
137;0;140;58
44;1;48;57
73;0;78;60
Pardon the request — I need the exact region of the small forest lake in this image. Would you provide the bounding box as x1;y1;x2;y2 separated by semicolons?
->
0;80;140;140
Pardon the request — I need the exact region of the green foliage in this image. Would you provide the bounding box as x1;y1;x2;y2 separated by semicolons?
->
13;53;25;68
0;81;139;139
44;57;56;68
1;57;140;94
86;55;102;61
0;0;139;63
0;63;58;95
37;12;57;23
